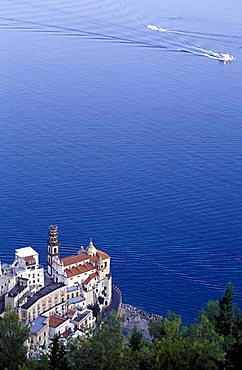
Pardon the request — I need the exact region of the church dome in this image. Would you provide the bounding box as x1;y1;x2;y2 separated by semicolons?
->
86;239;97;256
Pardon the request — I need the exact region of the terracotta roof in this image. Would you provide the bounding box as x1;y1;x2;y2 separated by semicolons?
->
60;253;90;267
23;256;35;263
49;316;67;328
61;330;72;339
65;263;95;278
83;272;98;286
61;250;110;267
91;250;110;263
67;309;76;317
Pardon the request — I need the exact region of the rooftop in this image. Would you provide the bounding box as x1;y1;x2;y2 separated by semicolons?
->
67;295;85;305
83;272;98;286
23;256;36;265
15;247;38;258
61;329;72;339
67;309;76;316
67;286;82;293
61;250;110;267
61;253;90;267
49;315;67;328
91;250;110;262
30;315;48;334
65;263;95;278
21;282;65;309
73;309;92;323
8;283;26;298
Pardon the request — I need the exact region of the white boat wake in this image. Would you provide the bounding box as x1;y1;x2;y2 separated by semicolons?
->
147;24;234;63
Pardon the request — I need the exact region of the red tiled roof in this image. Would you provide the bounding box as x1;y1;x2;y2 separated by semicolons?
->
61;250;110;267
61;253;90;267
23;256;35;263
93;250;110;261
67;309;76;316
49;316;67;328
65;263;95;278
83;272;98;286
61;330;72;339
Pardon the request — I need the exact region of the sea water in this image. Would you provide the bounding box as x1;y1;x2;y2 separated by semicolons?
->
0;0;242;321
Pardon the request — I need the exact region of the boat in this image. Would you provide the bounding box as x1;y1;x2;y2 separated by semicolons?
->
219;53;234;63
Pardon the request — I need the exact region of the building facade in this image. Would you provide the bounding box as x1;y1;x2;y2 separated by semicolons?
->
19;282;67;324
47;226;112;308
13;247;44;291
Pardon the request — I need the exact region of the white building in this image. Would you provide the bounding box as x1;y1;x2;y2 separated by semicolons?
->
13;247;44;291
47;225;112;309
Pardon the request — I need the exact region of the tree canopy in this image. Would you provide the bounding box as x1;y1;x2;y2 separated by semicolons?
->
2;283;242;370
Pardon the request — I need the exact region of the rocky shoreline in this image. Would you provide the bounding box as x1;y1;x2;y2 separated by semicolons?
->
121;303;162;321
120;303;163;341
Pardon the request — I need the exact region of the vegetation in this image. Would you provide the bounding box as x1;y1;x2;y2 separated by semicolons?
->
1;283;242;369
0;309;30;370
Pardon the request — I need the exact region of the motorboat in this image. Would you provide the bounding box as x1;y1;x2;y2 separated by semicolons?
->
219;53;234;63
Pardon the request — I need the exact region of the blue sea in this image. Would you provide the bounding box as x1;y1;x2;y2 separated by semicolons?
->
0;0;242;322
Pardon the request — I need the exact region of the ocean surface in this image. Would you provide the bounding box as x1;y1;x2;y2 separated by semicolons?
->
0;0;242;322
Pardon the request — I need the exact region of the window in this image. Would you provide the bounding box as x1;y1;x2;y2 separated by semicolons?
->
104;262;107;268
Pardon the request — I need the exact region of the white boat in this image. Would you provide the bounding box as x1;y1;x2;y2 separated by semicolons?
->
219;53;234;63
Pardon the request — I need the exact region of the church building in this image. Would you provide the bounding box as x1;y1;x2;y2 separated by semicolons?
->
47;225;112;308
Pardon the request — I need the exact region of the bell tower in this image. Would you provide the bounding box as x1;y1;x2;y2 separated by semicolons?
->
47;225;60;276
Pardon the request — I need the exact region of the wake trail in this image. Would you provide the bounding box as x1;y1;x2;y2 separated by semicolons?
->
147;24;235;62
0;15;168;50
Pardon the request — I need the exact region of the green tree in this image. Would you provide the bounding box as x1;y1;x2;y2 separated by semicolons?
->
66;312;126;370
226;308;242;370
149;318;164;341
48;334;70;370
149;311;185;342
0;309;30;370
128;326;143;352
217;282;234;337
